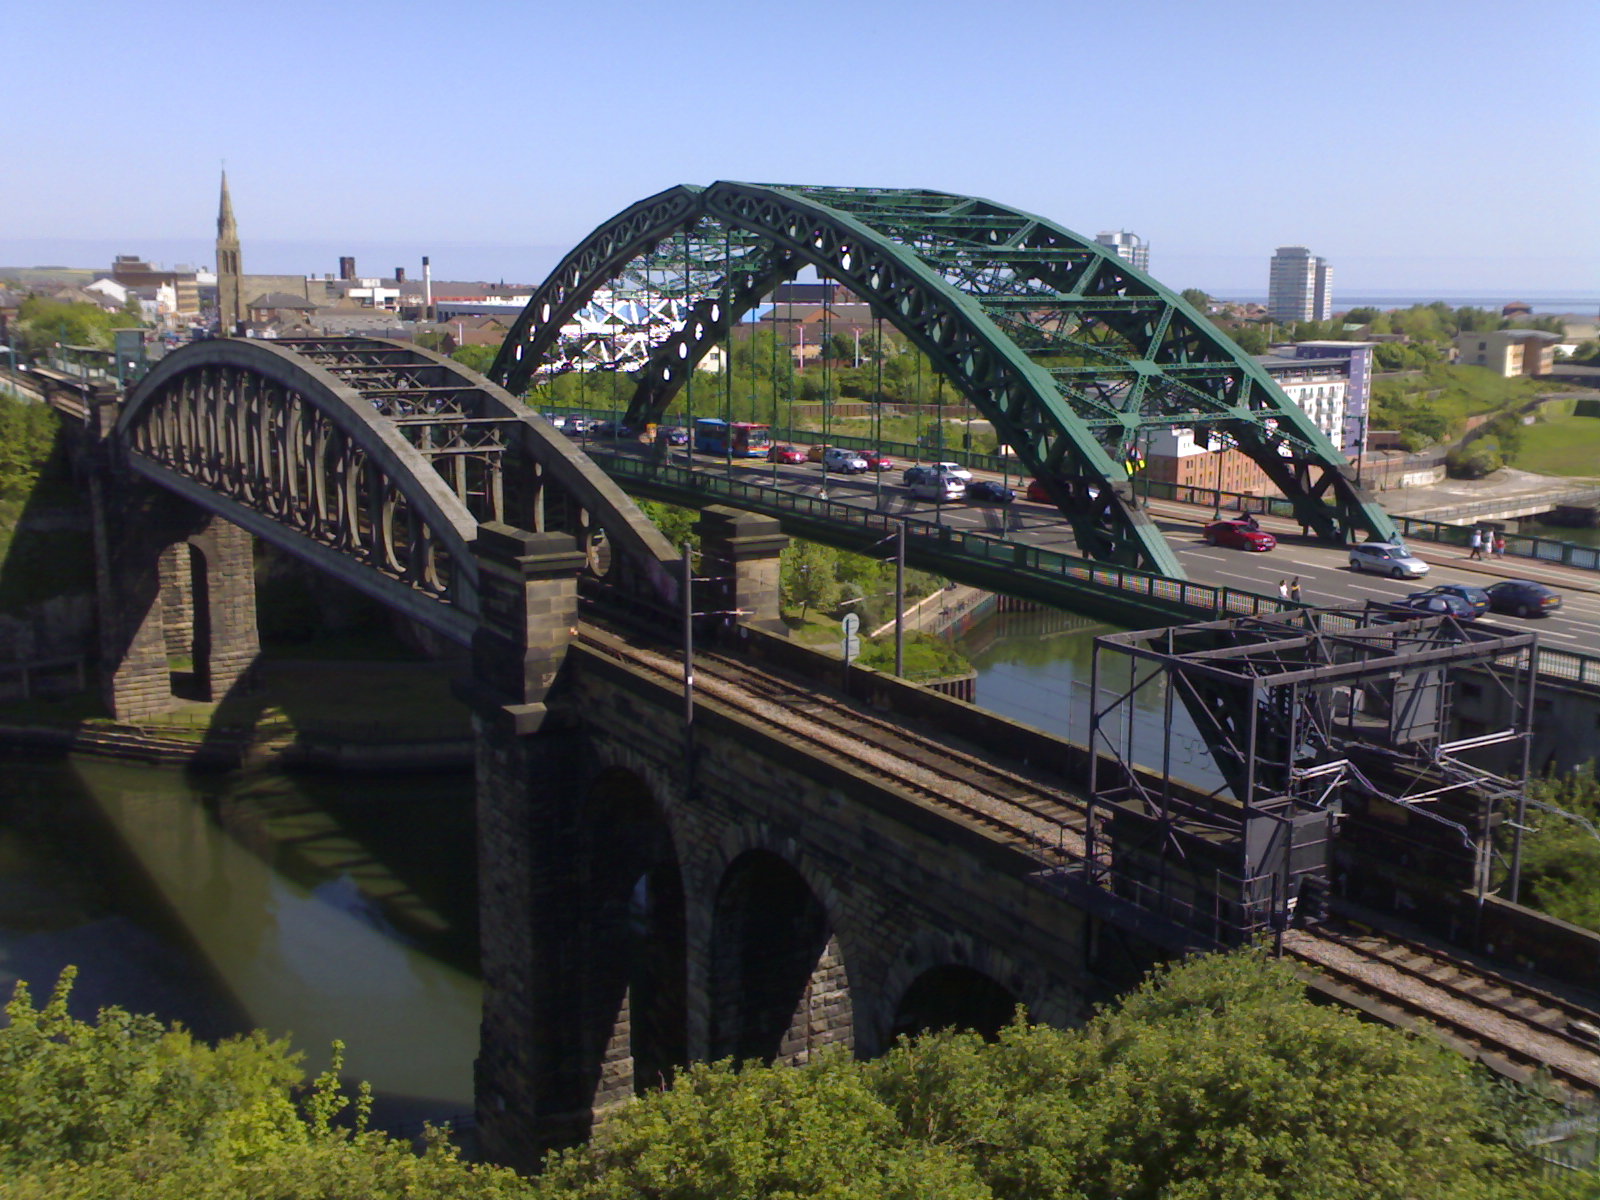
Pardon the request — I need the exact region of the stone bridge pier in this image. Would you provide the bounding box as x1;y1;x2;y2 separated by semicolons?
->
90;467;259;721
471;510;1094;1170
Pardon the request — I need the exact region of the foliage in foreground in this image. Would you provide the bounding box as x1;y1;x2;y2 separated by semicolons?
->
5;954;1595;1199
541;950;1584;1200
1509;764;1600;932
0;968;528;1199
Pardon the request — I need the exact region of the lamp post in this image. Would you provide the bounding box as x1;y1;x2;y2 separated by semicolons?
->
1212;431;1224;518
1354;412;1368;489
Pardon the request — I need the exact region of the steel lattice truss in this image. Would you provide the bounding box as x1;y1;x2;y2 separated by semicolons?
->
492;183;1397;576
119;337;680;642
1087;606;1538;941
551;288;692;374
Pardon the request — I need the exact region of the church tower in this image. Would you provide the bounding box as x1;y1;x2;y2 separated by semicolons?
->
216;171;243;334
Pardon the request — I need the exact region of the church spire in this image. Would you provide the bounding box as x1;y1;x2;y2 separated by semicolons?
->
215;170;243;334
218;170;238;241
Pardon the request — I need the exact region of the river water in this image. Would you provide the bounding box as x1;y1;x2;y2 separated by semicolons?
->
0;607;1216;1129
0;753;481;1128
952;608;1224;791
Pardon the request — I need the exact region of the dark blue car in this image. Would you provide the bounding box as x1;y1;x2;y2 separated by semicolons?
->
1407;583;1490;617
1485;579;1563;617
965;480;1015;503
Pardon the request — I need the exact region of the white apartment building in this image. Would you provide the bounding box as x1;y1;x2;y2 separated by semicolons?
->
1267;246;1333;322
1094;230;1149;273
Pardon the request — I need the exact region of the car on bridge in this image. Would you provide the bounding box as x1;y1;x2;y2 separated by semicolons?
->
909;475;965;502
929;460;972;482
1484;579;1563;617
862;450;894;471
662;425;688;446
1024;477;1100;504
965;480;1015;504
1407;583;1490;617
1202;519;1276;552
1384;592;1479;620
822;447;870;473
903;464;959;486
1348;542;1430;579
767;443;807;464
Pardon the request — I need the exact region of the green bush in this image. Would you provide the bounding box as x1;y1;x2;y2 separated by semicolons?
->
7;953;1586;1200
0;968;529;1199
1447;443;1504;478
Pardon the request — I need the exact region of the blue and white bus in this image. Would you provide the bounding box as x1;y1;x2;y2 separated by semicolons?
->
692;418;772;458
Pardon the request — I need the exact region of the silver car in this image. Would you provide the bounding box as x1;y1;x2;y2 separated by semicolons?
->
1348;541;1429;579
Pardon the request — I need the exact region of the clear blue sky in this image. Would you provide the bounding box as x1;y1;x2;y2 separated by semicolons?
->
6;0;1597;299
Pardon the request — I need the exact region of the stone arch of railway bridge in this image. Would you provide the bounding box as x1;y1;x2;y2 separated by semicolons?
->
474;617;1091;1170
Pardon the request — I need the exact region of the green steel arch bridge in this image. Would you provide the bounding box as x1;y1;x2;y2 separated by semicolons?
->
491;182;1397;578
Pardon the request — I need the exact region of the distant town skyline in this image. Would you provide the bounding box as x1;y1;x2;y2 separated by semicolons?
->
5;234;1594;311
6;1;1595;298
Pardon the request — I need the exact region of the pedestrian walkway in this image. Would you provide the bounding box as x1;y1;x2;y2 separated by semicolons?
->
869;583;990;639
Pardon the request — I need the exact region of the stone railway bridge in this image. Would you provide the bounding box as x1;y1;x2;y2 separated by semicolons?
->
80;336;1117;1166
72;336;1600;1170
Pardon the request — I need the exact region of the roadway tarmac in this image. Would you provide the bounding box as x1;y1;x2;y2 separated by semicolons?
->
586;439;1600;648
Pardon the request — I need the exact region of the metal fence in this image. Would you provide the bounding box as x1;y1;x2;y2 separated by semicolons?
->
600;451;1298;624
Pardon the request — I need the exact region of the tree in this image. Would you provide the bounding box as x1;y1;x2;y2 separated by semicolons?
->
3;955;1580;1200
1505;766;1600;931
637;500;699;552
1230;325;1269;354
780;538;841;621
534;1053;990;1200
868;950;1527;1200
450;343;498;373
856;630;971;679
13;297;141;356
1180;288;1213;312
0;968;531;1199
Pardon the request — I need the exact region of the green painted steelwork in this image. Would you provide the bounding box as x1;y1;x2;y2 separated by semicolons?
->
492;183;1396;577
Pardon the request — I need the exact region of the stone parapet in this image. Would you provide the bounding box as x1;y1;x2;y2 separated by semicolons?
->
694;506;788;635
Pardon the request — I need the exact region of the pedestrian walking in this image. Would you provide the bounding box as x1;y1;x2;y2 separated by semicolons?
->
1278;579;1290;601
1290;577;1302;603
1468;528;1483;560
1493;533;1506;559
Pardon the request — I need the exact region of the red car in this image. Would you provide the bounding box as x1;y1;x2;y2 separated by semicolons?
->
862;450;894;471
1203;520;1276;551
1026;478;1051;503
767;444;807;464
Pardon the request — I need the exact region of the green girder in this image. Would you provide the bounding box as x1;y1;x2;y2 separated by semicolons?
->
492;183;1396;577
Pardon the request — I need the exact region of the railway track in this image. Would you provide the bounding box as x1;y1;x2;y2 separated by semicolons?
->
581;624;1600;1090
578;627;1088;860
1285;924;1600;1092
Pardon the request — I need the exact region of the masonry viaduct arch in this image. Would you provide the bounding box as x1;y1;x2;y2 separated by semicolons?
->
97;337;1073;1170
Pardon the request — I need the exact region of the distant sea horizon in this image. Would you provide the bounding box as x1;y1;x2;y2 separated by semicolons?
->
1211;293;1600;317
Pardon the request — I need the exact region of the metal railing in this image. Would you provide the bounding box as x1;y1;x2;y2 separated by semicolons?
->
592;448;1600;691
597;450;1296;624
1400;486;1600;525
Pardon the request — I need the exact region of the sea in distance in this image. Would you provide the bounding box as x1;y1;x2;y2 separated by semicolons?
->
1213;294;1600;317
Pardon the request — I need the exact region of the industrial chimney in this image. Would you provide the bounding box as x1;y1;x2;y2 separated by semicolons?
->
339;256;356;281
422;256;433;318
